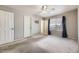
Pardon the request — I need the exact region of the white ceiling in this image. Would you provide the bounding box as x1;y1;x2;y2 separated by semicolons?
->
36;5;78;17
3;5;78;17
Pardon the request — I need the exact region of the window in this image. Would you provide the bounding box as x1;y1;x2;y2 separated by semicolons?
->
50;17;62;32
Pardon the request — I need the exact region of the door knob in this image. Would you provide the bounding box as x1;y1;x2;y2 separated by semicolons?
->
11;28;14;30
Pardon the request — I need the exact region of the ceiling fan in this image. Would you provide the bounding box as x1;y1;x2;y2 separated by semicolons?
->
35;5;55;17
42;5;48;11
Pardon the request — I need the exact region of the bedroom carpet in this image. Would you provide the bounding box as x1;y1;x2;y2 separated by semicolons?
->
0;35;78;53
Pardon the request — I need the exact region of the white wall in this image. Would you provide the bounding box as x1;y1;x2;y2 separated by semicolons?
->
31;16;41;35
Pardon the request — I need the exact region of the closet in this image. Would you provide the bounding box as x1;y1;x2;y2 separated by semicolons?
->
0;10;14;44
24;16;41;38
24;16;31;37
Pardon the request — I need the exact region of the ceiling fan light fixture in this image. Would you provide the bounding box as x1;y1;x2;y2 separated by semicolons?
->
42;5;48;11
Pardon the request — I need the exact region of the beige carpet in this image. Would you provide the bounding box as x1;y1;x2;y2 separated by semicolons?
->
0;35;78;53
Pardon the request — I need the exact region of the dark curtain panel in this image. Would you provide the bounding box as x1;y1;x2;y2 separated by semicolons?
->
48;19;51;35
62;16;68;38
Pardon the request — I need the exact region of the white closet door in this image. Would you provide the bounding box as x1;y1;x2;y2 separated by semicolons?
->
0;10;5;43
24;16;31;37
0;10;14;44
5;12;14;42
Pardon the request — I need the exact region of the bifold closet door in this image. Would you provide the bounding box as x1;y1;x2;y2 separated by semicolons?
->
24;16;31;37
0;10;14;43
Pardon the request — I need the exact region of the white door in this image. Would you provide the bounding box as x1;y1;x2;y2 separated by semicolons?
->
5;11;14;42
0;10;14;44
24;16;31;37
0;10;5;43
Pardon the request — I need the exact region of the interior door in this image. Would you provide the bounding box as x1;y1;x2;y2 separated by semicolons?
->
5;11;14;42
24;16;31;37
0;10;5;43
0;10;14;44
